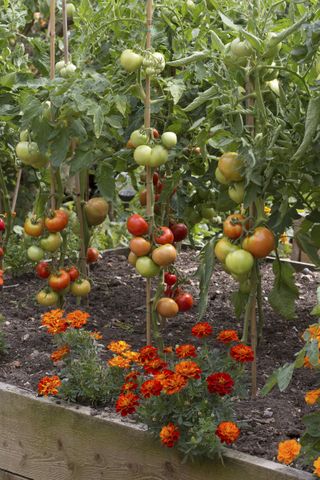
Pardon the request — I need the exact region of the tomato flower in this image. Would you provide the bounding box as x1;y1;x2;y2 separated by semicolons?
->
160;423;180;448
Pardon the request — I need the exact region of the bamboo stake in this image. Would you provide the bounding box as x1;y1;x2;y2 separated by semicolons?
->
49;0;56;211
145;0;153;345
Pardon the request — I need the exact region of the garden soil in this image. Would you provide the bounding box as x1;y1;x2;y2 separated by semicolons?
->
0;249;318;467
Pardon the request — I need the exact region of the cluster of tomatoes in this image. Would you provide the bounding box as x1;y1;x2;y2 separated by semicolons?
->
215;152;245;205
127;127;177;169
127;213;192;318
16;130;48;170
120;48;166;77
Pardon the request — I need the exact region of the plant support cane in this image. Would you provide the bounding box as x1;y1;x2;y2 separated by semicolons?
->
49;0;57;211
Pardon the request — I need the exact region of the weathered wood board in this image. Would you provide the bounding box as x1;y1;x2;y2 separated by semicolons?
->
0;469;31;480
0;382;313;480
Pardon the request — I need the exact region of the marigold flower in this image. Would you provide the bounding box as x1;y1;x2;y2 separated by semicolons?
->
107;340;131;354
160;423;180;448
175;360;201;379
216;421;240;445
207;372;234;396
230;343;254;362
191;322;213;338
314;457;320;477
175;344;197;358
125;371;140;382
50;345;70;363
305;388;320;405
41;309;68;334
143;358;168;375
154;369;174;383
65;310;90;329
90;330;103;340
306;325;320;345
163;346;174;354
217;330;239;344
38;375;61;396
115;392;139;416
140;379;163;398
277;439;301;465
121;381;138;393
264;205;271;215
162;373;187;395
108;356;131;369
139;345;158;363
122;350;140;363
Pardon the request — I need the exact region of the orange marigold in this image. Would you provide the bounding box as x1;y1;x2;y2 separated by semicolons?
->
314;457;320;477
230;344;254;362
65;310;90;329
277;439;301;465
162;372;187;395
306;325;320;345
115;392;139;416
140;379;163;398
122;350;140;363
154;369;174;383
216;421;240;445
125;371;140;382
107;340;131;354
38;375;61;396
191;322;213;338
50;345;70;362
121;381;138;393
143;358;167;375
108;356;131;369
163;346;174;354
304;355;320;369
139;345;158;363
175;360;201;379
175;344;197;359
90;330;103;340
217;330;239;344
41;309;68;335
305;388;320;405
160;423;180;448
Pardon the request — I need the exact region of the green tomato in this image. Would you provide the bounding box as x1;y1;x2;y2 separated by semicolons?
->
230;38;253;58
186;0;195;8
30;154;48;169
201;206;215;220
120;49;143;72
135;256;160;278
188;208;202;225
134;145;152;166
60;63;77;78
130;129;148;147
40;233;62;252
36;290;59;307
161;132;177;149
266;79;280;96
27;246;44;262
55;60;66;73
149;145;168;167
16;142;41;165
71;279;91;297
228;182;245;204
215;167;229;185
225;249;254;276
214;237;239;263
66;3;76;18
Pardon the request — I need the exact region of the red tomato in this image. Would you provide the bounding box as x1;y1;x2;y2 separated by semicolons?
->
45;210;69;233
68;266;80;282
129;237;151;256
36;261;51;279
87;247;99;263
164;286;174;297
242;227;275;258
170;223;188;242
155;226;174;245
164;272;177;286
153;172;160;185
127;214;149;236
0;219;5;232
155;182;164;194
153;128;160;139
175;292;194;312
0;247;4;257
48;270;70;292
223;214;246;240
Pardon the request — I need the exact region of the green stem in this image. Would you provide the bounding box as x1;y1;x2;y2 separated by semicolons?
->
256;262;264;343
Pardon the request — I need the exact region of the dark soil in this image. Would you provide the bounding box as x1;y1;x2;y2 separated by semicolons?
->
0;249;318;466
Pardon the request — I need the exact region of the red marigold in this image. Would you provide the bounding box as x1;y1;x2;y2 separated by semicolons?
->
230;344;254;363
121;381;138;393
216;421;240;445
140;379;163;398
175;360;201;379
160;423;180;448
125;371;140;382
65;310;90;329
139;345;159;364
38;375;61;396
175;344;197;359
206;372;234;396
50;345;70;363
143;358;168;375
162;373;187;395
115;392;139;416
154;369;174;383
191;322;213;338
217;330;239;344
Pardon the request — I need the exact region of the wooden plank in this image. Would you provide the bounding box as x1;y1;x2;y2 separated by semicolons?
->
0;468;31;480
0;382;313;480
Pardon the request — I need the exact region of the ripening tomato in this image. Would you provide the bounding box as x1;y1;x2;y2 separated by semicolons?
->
152;244;177;267
135;256;160;278
218;152;243;182
154;226;174;245
214;237;240;263
153;128;160;139
127;214;149;236
164;272;177;286
223;214;246;240
129;237;151;257
0;247;4;257
155;182;164;194
153;172;160;185
175;292;194;312
228;182;245;204
164;286;173;297
215;167;229;185
48;270;70;292
0;218;5;232
242;227;275;258
40;233;62;252
36;289;59;307
85;197;109;226
36;261;51;279
156;298;179;318
225;249;254;276
67;266;80;282
45;209;69;233
170;223;188;242
71;279;91;297
27;246;44;262
24;217;44;237
126;139;135;149
87;247;99;263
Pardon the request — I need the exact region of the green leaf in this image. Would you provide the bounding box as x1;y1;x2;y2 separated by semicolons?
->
114;95;127;117
260;371;278;396
210;31;225;52
269;260;299;319
50;129;69;168
303;412;320;437
231;290;249;318
96;162;115;201
0;73;16;88
105;115;122;129
167;51;210;67
196;238;216;319
292;96;320;161
218;11;240;31
93;106;104;139
183;86;217;112
296;230;320;266
241;30;263;52
70;150;93;176
277;363;295;392
165;78;186;105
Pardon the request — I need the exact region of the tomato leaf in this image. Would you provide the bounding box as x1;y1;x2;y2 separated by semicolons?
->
96;162;115;201
196;237;216;319
165;78;186;105
260;371;278;396
167;51;210;67
231;290;248;319
210;31;225;52
295;230;320;266
241;30;263;52
292;96;320;161
183;86;217;112
70;150;93;176
269;260;299;319
93;106;104;139
50;129;69;168
218;12;240;31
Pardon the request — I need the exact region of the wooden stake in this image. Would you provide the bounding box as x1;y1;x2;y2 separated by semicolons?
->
145;0;153;345
62;0;69;64
49;0;56;211
11;169;22;214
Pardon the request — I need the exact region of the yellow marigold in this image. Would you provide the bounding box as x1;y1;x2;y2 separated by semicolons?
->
314;457;320;477
65;310;90;329
107;340;131;354
108;356;131;369
305;388;320;405
277;439;301;465
122;350;140;362
50;345;70;362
